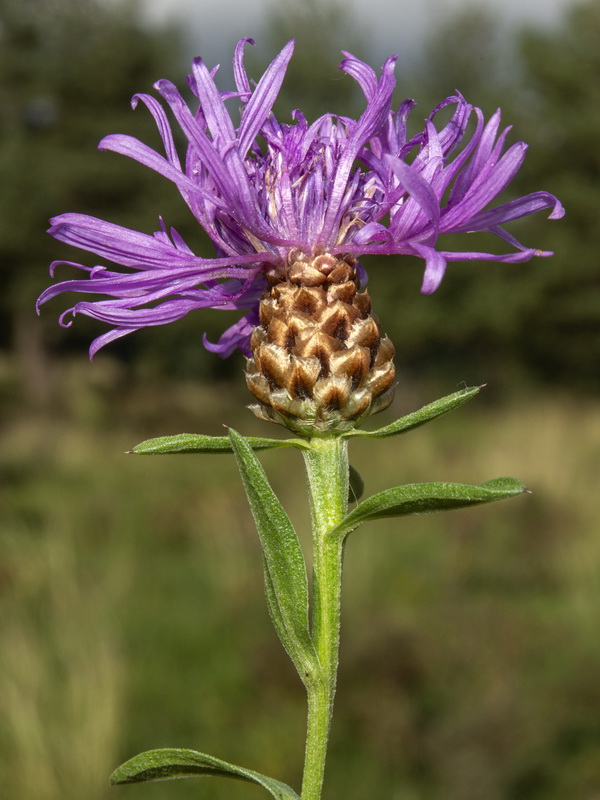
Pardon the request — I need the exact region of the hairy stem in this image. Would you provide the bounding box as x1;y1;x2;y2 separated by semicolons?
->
300;437;348;800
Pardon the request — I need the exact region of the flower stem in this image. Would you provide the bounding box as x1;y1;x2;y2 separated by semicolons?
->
300;436;349;800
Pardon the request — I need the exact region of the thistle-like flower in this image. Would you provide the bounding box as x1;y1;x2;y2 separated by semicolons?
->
38;39;563;433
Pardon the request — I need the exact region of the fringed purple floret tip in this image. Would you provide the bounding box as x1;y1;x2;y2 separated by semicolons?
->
38;38;564;358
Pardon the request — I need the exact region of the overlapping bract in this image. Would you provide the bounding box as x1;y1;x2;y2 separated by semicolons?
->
38;38;564;357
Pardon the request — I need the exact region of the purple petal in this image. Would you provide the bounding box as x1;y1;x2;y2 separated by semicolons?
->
131;93;181;167
452;191;565;232
238;40;294;156
99;134;202;199
233;38;255;95
339;51;378;98
48;214;276;273
412;243;448;294
189;57;237;145
442;143;528;230
203;312;258;358
89;328;140;359
441;248;549;262
319;54;397;244
386;156;441;238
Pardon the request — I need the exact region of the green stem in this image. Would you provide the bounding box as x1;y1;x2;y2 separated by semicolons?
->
300;436;349;800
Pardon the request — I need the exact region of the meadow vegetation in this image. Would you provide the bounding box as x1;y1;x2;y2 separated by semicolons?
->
1;357;599;800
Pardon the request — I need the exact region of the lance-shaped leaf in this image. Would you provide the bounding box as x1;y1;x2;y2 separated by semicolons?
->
228;428;319;680
344;385;482;439
328;477;527;540
129;433;310;455
110;747;299;799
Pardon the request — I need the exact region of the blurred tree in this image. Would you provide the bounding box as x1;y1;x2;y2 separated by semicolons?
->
512;0;600;389
0;0;186;401
360;1;600;393
416;5;515;113
257;0;365;121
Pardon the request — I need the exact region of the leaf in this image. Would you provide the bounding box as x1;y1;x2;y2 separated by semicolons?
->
228;428;319;680
110;748;299;799
345;385;483;439
129;433;310;455
328;477;527;539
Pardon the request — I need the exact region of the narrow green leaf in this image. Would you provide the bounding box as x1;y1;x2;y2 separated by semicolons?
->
110;748;299;799
129;433;310;455
345;385;483;439
328;477;527;539
260;555;308;679
228;428;318;679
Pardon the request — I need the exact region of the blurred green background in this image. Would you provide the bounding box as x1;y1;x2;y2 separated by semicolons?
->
1;0;599;798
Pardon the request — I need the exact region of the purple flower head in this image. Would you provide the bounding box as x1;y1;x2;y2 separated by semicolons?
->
38;39;564;358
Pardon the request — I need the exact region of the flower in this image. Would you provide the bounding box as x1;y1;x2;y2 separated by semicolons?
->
38;38;564;359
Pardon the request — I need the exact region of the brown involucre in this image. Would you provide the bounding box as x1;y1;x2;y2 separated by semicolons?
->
246;252;395;435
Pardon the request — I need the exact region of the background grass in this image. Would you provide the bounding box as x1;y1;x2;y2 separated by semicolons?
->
2;356;599;800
